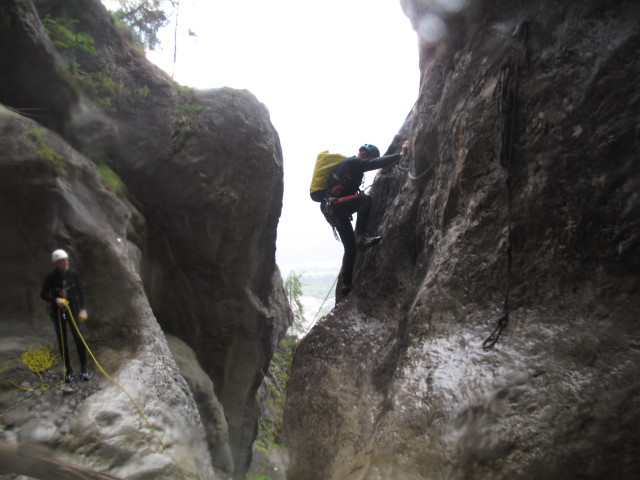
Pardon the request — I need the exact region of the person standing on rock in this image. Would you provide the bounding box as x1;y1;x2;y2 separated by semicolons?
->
322;140;408;297
40;249;91;383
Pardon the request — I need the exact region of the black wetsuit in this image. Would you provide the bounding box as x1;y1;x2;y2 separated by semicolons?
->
322;153;401;287
40;268;87;372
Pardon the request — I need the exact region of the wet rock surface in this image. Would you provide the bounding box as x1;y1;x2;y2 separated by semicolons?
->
284;1;640;479
0;335;100;450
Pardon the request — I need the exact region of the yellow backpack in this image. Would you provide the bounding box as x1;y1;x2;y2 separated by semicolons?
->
309;151;347;202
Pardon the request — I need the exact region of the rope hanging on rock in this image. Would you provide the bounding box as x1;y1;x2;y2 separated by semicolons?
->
483;22;528;351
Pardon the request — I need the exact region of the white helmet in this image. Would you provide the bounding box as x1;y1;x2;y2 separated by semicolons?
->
51;249;69;263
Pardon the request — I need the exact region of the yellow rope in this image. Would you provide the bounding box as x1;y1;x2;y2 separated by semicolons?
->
21;343;59;375
0;343;63;392
58;310;66;375
0;305;200;479
64;305;199;480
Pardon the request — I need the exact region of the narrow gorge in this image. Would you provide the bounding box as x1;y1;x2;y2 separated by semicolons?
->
1;1;639;480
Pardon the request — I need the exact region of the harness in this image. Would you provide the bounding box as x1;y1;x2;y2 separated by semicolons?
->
322;189;362;241
322;163;367;240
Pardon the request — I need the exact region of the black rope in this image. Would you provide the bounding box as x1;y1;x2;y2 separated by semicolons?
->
483;23;527;351
482;314;509;350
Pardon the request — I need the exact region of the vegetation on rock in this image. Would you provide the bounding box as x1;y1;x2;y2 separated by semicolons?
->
43;16;96;55
248;272;305;480
97;164;126;196
109;0;177;51
28;127;65;172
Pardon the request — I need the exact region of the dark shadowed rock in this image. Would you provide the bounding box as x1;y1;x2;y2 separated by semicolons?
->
166;334;234;479
284;1;640;479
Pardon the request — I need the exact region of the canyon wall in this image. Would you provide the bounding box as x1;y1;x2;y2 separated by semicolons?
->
284;1;640;479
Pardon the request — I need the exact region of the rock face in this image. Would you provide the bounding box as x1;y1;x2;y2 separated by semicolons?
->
0;105;215;480
0;0;291;479
284;1;640;479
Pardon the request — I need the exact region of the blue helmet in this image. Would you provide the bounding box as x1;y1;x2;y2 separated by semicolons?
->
359;144;380;158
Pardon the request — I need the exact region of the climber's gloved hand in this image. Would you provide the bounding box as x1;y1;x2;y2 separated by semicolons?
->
78;309;88;323
56;298;69;308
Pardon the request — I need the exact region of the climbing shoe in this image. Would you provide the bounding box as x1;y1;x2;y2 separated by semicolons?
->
65;370;74;383
356;233;382;249
80;366;92;381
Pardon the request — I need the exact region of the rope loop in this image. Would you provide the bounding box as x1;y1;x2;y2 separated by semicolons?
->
482;315;508;351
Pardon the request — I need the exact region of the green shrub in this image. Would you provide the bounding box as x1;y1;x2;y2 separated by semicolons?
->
28;127;65;172
68;66;126;108
43;16;144;109
99;74;124;95
254;420;271;456
111;1;170;51
177;103;204;116
175;82;193;98
97;164;126;196
110;13;145;53
175;103;204;133
250;272;305;475
135;85;150;98
43;16;96;55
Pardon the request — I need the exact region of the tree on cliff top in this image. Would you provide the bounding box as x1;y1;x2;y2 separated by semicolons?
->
285;271;305;337
110;0;177;50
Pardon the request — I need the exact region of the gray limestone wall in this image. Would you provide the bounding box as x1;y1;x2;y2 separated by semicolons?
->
284;1;640;479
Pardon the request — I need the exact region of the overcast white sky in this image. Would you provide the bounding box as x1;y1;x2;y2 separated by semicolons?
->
104;0;420;276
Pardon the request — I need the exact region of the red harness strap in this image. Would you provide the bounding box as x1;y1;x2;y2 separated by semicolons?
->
333;193;360;205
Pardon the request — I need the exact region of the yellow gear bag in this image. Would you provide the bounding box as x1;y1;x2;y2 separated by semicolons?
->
309;151;347;202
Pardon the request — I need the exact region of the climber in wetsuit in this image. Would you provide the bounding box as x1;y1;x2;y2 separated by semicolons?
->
40;249;91;383
322;141;408;296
